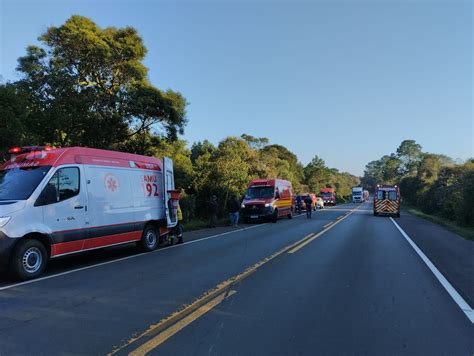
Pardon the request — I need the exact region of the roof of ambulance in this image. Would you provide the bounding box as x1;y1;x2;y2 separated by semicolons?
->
2;147;162;170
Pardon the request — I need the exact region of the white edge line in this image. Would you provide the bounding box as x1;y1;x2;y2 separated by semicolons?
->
0;223;268;292
390;217;474;323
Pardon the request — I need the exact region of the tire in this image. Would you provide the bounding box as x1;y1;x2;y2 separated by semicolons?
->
272;209;278;223
139;225;159;252
10;239;48;281
373;211;378;216
396;212;400;218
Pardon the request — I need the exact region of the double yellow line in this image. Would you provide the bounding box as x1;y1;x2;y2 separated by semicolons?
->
112;208;357;355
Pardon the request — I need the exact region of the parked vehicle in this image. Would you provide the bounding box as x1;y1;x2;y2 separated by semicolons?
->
300;193;317;211
352;186;364;203
241;179;294;223
373;184;400;217
319;188;336;206
0;146;179;280
316;197;324;209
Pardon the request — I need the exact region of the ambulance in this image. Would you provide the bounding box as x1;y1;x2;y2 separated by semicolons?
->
241;179;294;223
373;184;400;217
0;146;179;280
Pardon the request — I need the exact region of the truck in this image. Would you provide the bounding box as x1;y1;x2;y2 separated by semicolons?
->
352;186;364;203
373;184;400;217
241;179;294;223
0;146;179;280
319;188;336;206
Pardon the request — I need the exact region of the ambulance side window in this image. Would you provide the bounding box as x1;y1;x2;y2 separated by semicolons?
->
36;167;80;206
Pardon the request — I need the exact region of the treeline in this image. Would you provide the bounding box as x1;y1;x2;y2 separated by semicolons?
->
0;15;359;222
362;140;474;227
141;134;359;220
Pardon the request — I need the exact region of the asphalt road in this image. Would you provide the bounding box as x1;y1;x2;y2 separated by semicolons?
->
0;202;472;355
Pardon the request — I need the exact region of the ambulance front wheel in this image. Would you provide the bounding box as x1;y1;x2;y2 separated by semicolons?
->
10;239;48;281
139;225;159;252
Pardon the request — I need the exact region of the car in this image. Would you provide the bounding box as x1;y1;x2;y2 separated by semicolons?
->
316;197;324;209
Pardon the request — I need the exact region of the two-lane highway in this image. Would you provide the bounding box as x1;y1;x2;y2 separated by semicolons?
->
0;202;472;355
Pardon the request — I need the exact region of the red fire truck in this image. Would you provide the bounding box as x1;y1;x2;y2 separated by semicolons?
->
319;187;336;206
373;184;400;217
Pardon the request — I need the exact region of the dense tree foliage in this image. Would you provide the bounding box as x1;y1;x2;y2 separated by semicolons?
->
362;140;474;227
1;16;361;223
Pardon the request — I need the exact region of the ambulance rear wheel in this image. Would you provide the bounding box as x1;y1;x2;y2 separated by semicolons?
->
140;225;159;252
10;239;47;281
396;212;400;218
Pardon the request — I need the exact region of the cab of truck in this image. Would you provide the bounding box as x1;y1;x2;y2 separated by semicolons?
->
241;179;293;223
319;188;336;206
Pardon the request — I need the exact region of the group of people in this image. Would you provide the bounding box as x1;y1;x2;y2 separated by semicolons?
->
208;194;240;228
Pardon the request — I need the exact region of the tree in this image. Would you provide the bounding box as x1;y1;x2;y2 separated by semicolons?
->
0;84;29;160
15;15;187;149
396;140;422;176
303;155;331;193
240;134;269;149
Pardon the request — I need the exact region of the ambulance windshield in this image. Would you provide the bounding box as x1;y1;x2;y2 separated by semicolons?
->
245;186;274;199
0;166;51;201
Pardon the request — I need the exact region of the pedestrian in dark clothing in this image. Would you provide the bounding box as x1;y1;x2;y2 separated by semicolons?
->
304;196;313;218
228;195;240;227
296;194;302;214
209;195;218;227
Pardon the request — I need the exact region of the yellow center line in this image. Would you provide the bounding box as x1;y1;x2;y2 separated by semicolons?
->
288;209;356;254
113;208;360;355
130;290;237;356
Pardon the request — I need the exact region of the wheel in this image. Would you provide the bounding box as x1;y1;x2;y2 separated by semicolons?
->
396;212;400;218
373;211;378;216
139;225;159;252
272;209;278;223
10;239;48;281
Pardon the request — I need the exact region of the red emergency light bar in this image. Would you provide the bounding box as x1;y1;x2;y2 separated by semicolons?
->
8;146;54;154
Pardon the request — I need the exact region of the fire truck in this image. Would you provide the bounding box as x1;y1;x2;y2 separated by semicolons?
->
373;184;400;217
0;146;179;280
319;188;336;206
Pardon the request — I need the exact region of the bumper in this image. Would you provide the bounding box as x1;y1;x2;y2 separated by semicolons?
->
0;231;16;270
242;206;274;220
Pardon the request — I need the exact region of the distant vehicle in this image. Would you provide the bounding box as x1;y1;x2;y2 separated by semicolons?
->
0;146;179;280
373;184;400;217
363;190;369;201
241;179;294;223
300;193;317;211
352;186;364;203
316;197;324;209
320;188;336;206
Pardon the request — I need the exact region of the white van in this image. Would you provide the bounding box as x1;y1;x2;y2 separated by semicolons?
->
0;146;178;280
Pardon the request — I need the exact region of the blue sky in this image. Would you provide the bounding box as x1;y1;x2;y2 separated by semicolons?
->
0;0;472;176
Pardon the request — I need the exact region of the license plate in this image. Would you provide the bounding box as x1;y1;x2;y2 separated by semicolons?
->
251;215;258;219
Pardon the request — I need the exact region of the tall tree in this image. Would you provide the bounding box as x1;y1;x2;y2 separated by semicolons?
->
15;15;187;149
396;140;422;176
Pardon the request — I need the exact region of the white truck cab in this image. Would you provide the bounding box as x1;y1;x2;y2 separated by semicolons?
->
0;146;178;280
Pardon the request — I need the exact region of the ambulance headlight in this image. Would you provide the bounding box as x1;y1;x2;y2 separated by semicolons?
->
265;203;271;207
241;203;246;209
0;216;11;227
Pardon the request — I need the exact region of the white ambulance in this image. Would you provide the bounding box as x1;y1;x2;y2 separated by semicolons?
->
0;146;179;280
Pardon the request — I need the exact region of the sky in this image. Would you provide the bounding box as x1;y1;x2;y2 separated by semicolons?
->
0;0;472;176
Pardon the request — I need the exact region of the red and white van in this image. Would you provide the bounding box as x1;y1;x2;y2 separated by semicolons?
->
0;146;178;280
241;179;294;223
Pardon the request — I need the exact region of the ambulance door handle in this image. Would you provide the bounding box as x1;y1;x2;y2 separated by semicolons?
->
74;205;85;209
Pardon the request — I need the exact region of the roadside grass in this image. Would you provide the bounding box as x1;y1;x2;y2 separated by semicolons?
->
183;218;230;231
403;204;474;241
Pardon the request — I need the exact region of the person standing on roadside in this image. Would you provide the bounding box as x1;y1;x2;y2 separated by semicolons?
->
209;195;218;228
176;203;184;243
228;194;240;227
304;195;313;218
